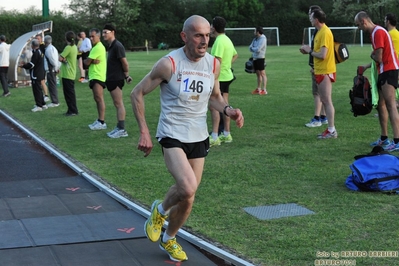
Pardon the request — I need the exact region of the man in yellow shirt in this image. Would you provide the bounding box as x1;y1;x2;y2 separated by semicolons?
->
385;13;399;107
385;13;399;59
301;9;337;139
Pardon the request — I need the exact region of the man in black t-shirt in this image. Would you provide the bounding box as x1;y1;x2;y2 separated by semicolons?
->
35;34;49;102
102;23;132;138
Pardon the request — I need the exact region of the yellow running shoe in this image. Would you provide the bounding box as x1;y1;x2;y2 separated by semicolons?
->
144;200;167;242
218;134;233;143
209;135;221;147
159;237;188;262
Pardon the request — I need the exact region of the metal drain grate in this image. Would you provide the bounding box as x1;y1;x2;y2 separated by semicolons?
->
243;203;315;220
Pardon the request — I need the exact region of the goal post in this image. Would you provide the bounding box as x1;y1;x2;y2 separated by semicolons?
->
304;27;363;47
225;27;280;46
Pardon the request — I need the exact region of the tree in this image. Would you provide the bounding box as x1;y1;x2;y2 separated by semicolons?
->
132;0;187;48
208;0;264;27
66;0;140;47
67;0;140;30
332;0;399;25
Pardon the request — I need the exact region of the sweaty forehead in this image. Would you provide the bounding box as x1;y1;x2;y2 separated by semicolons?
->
189;23;210;35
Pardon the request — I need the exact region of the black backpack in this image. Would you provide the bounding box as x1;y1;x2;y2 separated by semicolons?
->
245;58;255;74
349;66;373;117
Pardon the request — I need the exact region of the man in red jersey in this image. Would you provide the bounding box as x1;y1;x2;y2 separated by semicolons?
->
355;11;399;151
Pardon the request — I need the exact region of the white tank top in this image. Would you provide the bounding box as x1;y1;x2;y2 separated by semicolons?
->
156;48;216;143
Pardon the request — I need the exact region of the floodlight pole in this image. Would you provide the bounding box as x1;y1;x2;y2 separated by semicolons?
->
42;0;49;18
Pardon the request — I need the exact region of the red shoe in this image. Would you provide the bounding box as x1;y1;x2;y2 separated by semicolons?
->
259;89;267;95
252;88;260;94
78;77;85;82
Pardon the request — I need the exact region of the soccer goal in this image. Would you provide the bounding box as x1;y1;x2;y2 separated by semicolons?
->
225;27;280;46
303;27;363;47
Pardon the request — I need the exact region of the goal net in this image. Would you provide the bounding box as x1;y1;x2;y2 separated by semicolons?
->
225;27;280;46
303;27;363;46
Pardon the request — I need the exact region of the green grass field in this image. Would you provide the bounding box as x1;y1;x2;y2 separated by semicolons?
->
1;45;399;266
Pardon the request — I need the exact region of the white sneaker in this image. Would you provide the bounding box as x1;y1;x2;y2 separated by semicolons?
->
107;127;128;138
44;96;50;102
89;120;107;130
47;103;60;108
31;106;43;112
305;118;322;128
107;127;118;136
81;79;89;83
42;105;48;110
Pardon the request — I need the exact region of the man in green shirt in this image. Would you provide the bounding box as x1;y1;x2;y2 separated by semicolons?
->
84;28;107;130
209;16;238;147
59;31;78;116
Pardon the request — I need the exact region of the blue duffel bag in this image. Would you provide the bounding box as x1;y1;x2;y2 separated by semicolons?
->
346;152;399;193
